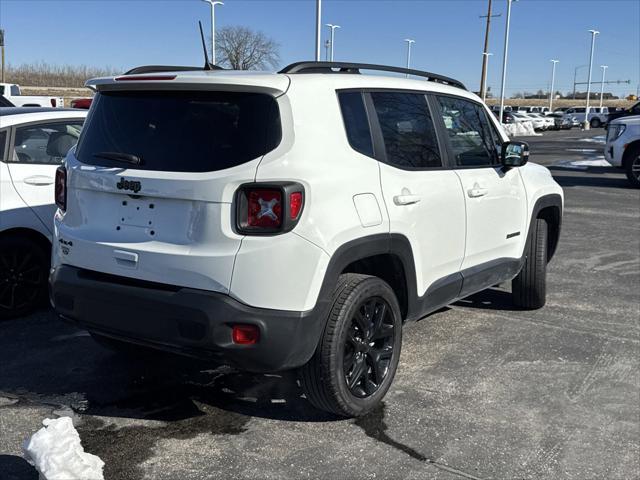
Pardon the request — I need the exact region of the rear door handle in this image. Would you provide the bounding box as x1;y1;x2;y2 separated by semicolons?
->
24;175;54;186
393;194;421;206
467;187;489;198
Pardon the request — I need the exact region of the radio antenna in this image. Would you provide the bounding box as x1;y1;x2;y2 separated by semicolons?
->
199;21;215;71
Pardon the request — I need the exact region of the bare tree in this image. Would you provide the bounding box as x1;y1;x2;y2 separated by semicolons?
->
215;26;280;70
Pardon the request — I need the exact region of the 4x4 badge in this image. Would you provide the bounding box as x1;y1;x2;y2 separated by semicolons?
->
116;178;142;193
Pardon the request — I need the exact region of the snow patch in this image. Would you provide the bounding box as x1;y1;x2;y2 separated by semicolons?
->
552;158;611;170
566;148;598;153
579;135;606;144
502;122;542;137
23;417;104;480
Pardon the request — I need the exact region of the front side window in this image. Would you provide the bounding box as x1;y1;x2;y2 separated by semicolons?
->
338;91;374;158
436;96;499;167
371;92;442;169
12;121;83;165
0;131;6;161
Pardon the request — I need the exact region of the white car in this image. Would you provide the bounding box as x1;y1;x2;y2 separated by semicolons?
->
49;62;563;417
0;83;64;108
514;112;545;130
605;115;640;187
0;107;87;318
563;106;609;128
529;113;554;130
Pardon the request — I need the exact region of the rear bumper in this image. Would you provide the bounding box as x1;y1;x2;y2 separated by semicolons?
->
49;265;327;372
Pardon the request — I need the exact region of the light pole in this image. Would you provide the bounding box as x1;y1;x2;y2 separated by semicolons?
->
584;29;599;130
549;59;559;111
326;24;340;61
324;40;331;61
498;0;517;124
599;65;608;108
315;0;322;61
404;39;415;77
481;52;493;103
202;0;223;65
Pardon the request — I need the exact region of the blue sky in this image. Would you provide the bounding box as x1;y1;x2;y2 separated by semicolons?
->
1;0;638;98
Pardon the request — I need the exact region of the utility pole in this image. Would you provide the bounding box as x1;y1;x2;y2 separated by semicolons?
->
584;29;599;130
324;40;330;61
499;0;516;124
549;59;559;111
315;0;322;61
404;39;415;77
572;65;587;99
0;29;4;83
598;65;608;108
479;0;501;101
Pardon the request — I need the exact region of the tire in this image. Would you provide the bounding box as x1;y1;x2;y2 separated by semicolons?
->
299;274;402;417
590;117;602;128
512;218;548;310
623;145;640;188
0;236;50;320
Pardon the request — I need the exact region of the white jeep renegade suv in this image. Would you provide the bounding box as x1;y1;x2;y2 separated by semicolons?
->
50;62;563;417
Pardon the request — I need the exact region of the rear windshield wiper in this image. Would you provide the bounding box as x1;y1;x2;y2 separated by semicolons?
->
93;151;142;166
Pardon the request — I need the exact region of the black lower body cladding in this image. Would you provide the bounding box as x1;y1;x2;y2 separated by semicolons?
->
49;265;327;372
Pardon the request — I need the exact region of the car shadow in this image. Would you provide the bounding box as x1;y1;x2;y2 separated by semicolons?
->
0;311;337;425
549;166;633;189
453;287;522;312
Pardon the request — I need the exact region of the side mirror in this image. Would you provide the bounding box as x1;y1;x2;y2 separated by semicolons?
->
501;141;529;167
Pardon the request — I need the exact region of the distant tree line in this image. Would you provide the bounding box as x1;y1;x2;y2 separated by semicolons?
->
5;61;119;88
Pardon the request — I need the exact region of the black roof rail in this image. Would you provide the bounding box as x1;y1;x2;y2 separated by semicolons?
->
124;65;224;75
279;61;466;90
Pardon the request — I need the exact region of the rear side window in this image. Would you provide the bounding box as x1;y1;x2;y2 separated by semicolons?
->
338;92;374;157
76;90;281;172
12;121;83;165
371;92;442;169
436;95;499;167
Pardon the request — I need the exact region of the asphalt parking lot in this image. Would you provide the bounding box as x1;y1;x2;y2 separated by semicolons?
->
1;128;638;480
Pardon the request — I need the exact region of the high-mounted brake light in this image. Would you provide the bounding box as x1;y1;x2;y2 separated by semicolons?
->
236;183;305;235
114;75;177;81
54;166;67;211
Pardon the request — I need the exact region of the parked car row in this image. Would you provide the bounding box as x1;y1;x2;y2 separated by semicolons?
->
493;109;577;131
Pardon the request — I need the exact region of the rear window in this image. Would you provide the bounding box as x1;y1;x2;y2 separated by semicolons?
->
76;90;281;172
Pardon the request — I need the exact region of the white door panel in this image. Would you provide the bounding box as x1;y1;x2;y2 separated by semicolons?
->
380;165;466;296
456;167;527;269
6;163;58;233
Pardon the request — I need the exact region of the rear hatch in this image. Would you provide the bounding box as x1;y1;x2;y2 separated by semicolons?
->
59;81;284;293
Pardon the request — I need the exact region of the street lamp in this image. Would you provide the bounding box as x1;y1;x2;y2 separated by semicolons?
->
404;39;415;77
326;24;341;61
599;65;608;109
584;29;600;130
498;0;517;124
481;52;493;103
549;59;559;111
315;0;322;61
202;0;223;65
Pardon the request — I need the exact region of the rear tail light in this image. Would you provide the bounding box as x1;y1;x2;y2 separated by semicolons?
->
51;98;57;107
232;324;260;345
55;166;67;211
236;183;304;235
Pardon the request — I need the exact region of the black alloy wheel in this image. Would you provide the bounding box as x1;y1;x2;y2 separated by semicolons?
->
343;297;395;398
0;237;49;319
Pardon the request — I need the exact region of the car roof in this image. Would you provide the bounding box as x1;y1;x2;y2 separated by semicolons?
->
0;108;87;127
87;67;475;100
